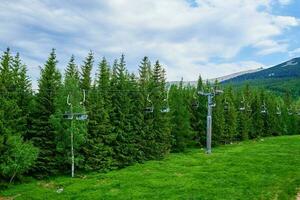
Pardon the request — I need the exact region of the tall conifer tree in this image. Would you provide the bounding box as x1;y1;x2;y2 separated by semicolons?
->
28;49;61;176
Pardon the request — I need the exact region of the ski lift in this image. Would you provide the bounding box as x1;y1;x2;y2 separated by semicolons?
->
63;91;89;121
63;112;73;120
261;101;267;114
224;98;229;111
297;109;300;116
246;103;252;112
161;90;170;113
75;113;88;121
239;96;246;111
80;89;86;105
161;107;170;113
287;107;293;115
63;94;74;120
276;105;281;115
144;94;154;113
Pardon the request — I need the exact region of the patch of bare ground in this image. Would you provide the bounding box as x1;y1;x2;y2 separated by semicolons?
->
296;191;300;200
0;194;21;200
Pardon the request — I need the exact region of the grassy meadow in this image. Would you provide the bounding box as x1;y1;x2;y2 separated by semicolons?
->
1;135;300;200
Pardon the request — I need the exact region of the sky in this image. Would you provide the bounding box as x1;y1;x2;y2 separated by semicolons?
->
1;0;300;88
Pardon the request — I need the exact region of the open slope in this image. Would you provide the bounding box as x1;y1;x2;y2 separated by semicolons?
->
1;135;300;200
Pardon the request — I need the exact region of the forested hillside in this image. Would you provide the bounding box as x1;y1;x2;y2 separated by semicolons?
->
1;48;300;186
223;58;300;97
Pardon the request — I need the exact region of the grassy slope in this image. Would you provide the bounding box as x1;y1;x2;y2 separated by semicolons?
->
1;135;300;200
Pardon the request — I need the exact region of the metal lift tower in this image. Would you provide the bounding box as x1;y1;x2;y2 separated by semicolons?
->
199;88;223;154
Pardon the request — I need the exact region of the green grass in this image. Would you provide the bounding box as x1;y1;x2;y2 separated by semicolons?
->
1;135;300;200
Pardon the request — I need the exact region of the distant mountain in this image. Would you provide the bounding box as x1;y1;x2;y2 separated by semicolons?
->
223;57;300;97
209;68;263;83
223;57;300;83
167;68;263;87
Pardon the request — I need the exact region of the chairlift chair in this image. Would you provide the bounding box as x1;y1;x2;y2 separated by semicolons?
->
261;102;267;114
224;98;229;111
161;107;170;113
276;105;281;115
246;104;252;112
63;112;73;120
287;107;293;116
75;113;88;121
161;90;170;113
161;98;170;113
239;96;246;111
145;94;154;113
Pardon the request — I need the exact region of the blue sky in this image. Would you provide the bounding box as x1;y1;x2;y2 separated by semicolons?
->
0;0;299;88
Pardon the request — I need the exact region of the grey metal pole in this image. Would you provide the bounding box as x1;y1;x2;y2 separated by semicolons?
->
70;103;75;178
71;119;74;178
206;95;212;154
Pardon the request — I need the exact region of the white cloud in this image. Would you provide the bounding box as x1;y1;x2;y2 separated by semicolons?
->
0;0;298;82
277;0;293;5
289;48;300;57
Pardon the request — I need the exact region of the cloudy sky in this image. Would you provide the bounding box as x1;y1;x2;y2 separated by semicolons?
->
1;0;300;87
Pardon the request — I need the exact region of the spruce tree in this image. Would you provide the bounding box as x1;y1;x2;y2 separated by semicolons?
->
80;51;94;92
169;82;193;152
190;75;207;146
249;90;264;138
65;55;79;81
149;60;171;157
223;87;237;143
0;48;21;135
212;93;225;145
11;53;33;136
110;55;135;167
84;57;115;171
28;49;61;176
0;49;37;182
236;89;251;140
138;57;154;160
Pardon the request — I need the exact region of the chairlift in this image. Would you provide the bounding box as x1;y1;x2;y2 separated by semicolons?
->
63;112;73;120
276;105;281;115
75;113;88;121
161;107;170;113
239;96;246;111
261;101;267;114
246;104;252;112
287;107;293;116
144;94;154;113
297;109;300;116
161;90;170;113
224;98;229;111
80;90;86;105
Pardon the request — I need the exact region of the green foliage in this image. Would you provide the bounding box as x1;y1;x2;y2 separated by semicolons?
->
80;51;94;91
190;75;207;146
83;57;114;171
0;134;38;183
51;56;87;173
28;49;61;176
1;47;300;186
1;136;300;200
169;83;193;152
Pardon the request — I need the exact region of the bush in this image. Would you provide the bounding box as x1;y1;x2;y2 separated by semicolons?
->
0;134;38;183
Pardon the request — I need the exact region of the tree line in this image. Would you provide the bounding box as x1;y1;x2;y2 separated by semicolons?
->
0;48;299;185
